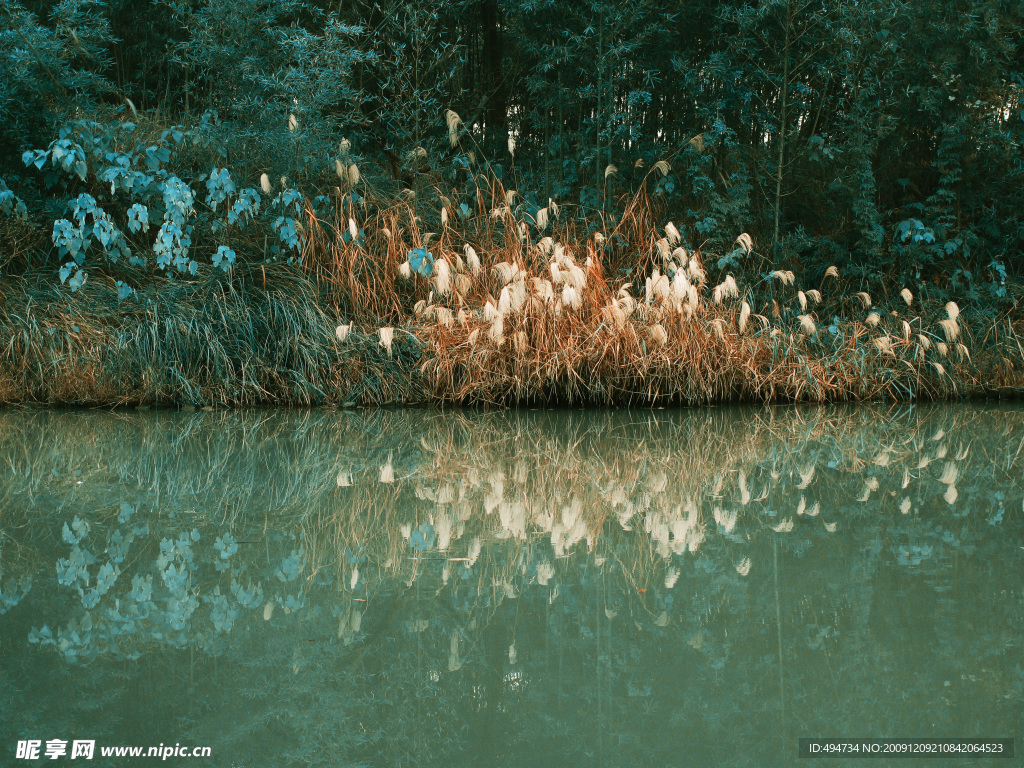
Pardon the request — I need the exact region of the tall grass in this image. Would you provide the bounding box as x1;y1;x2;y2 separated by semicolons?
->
0;271;420;406
2;170;1023;406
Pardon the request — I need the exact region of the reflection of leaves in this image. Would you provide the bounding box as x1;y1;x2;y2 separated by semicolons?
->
409;523;435;552
275;546;305;582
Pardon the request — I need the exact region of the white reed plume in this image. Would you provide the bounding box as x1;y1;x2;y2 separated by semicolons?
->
824;265;839;278
798;314;816;335
736;558;752;576
509;279;527;312
686;284;699;311
535;278;555;303
498;286;512;314
866;311;881;326
855;291;872;308
260;173;271;194
348;164;360;185
917;334;931;350
936;341;948;357
806;289;822;304
445;109;461;146
647;324;668;347
602;302;627;329
735;232;753;254
672;271;691;301
665;221;681;245
378;327;394;356
398;261;412;279
512;331;528;356
434;259;452;297
565;263;587;291
687;257;706;286
483;300;500;321
713;275;739;304
739;301;751;334
945;301;960;321
938;318;959;341
561;284;582;310
464;244;481;275
435;307;454;327
494;261;520;283
535;207;549;231
652;160;671;177
770;270;795;286
335;159;345;180
650;272;671;302
335;323;352;342
900;288;913;306
797;291;807;311
489;315;504;343
348;217;359;241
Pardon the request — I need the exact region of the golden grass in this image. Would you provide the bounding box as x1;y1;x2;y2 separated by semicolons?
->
1;172;1023;406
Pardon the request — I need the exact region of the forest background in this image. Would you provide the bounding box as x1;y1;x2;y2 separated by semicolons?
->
1;0;1022;406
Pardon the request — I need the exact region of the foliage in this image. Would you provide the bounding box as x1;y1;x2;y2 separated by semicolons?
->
0;0;1023;405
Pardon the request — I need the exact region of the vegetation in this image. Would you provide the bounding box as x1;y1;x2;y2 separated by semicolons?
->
1;0;1023;405
1;406;1021;765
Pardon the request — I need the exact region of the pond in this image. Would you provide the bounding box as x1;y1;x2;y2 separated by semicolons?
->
0;405;1021;767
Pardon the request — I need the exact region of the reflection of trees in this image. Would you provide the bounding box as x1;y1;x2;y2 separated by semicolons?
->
0;404;1021;766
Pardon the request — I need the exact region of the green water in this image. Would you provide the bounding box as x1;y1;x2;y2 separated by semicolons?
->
0;405;1021;767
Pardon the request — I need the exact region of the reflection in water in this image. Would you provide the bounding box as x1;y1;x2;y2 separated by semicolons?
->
0;405;1022;767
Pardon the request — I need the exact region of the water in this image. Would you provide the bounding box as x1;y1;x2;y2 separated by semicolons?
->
0;404;1021;767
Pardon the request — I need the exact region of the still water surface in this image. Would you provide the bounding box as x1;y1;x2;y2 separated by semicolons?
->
0;405;1021;767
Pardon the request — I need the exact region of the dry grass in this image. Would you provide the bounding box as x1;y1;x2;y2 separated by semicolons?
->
2;173;1023;406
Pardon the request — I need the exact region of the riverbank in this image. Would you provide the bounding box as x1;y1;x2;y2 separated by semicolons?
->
2;267;1022;408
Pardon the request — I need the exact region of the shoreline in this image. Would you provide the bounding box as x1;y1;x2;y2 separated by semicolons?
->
2;272;1022;409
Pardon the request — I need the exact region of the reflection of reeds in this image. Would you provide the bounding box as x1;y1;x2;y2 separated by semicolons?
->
2;404;1021;598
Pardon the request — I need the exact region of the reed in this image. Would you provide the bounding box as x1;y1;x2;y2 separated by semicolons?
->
2;171;1022;406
